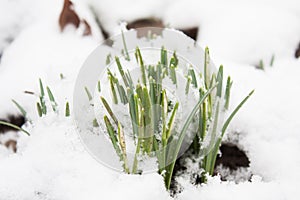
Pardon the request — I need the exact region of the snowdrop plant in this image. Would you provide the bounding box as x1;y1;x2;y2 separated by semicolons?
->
189;48;254;184
165;48;253;188
37;78;70;117
0;79;71;136
101;47;197;174
99;46;253;190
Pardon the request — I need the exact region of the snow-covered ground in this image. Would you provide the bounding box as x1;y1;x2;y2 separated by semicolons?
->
0;0;299;199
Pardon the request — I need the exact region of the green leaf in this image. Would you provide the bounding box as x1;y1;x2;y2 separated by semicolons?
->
189;68;198;88
65;102;70;117
37;102;43;117
117;122;130;173
39;78;45;97
12;99;27;117
222;90;254;136
39;79;47;114
93;118;99;127
104;116;122;157
216;65;223;97
135;47;147;85
258;59;264;70
165;84;217;190
161;47;168;76
100;96;119;126
84;86;93;101
109;75;118;104
115;56;129;88
106;53;112;65
0;121;30;136
224;76;233;110
270;54;275;67
121;30;130;61
46;86;58;112
185;76;191;94
206;90;254;178
97;81;101;93
166;102;179;139
116;81;128;104
204;47;210;89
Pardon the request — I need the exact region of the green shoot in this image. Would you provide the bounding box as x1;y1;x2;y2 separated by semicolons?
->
115;56;130;88
98;45;253;192
135;47;147;85
222;90;254;135
84;86;93;101
185;76;191;94
117;122;130;173
224;76;233;110
106;53;112;65
270;54;275;67
93;118;99;127
39;78;47;115
258;59;264;70
188;67;198;88
65;102;70;117
109;74;118;104
169;52;178;85
46;86;58;112
37;102;43;117
165;84;218;189
100;97;119;126
104;116;122;156
97;81;101;93
204;47;210;88
121;30;130;61
205;90;254;177
12;99;27;118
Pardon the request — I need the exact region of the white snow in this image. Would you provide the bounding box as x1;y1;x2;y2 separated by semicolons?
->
0;0;300;199
0;114;171;200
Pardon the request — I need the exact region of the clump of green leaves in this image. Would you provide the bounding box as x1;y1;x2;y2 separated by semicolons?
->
191;48;254;183
99;46;253;190
101;47;187;174
257;54;275;70
0;79;71;136
37;78;70;117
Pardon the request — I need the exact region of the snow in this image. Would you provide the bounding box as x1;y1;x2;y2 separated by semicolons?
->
0;0;300;199
0;114;171;200
177;176;288;200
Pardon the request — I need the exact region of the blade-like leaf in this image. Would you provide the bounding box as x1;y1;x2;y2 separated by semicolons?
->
165;84;217;189
0;121;30;136
12;99;27;117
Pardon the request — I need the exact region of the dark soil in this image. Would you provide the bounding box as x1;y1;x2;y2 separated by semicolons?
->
215;143;250;171
126;18;164;30
0;115;25;133
169;142;251;195
178;27;198;40
126;18;199;40
169;159;186;196
126;18;164;38
295;43;300;58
